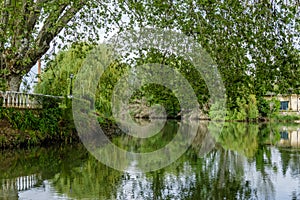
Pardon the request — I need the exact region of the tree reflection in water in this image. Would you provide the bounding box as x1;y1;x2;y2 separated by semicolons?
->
1;121;300;199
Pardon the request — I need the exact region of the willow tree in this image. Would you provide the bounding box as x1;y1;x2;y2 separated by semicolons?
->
0;0;124;91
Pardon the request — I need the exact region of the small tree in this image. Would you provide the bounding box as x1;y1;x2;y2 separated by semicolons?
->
247;94;259;121
209;99;226;121
268;98;280;118
235;97;247;121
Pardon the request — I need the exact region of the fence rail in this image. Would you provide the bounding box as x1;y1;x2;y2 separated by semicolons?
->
1;174;40;193
0;91;64;109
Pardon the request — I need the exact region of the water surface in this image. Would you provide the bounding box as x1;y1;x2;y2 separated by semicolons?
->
1;121;300;199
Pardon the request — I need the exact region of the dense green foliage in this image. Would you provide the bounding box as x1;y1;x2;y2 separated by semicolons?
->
209;94;268;121
248;94;259;120
122;0;300;108
34;1;300;121
36;43;300;121
129;49;209;118
35;43;129;121
0;97;76;148
35;43;93;96
34;45;217;119
258;97;281;118
2;0;299;122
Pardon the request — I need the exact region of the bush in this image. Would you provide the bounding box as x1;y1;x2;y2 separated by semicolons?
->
247;94;259;120
258;97;280;118
209;100;226;120
224;94;260;121
0;96;75;141
235;97;247;121
257;97;269;117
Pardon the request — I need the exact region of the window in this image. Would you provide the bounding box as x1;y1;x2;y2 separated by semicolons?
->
280;101;289;110
280;131;289;140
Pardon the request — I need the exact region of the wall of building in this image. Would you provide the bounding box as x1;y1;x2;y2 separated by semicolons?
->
265;94;300;112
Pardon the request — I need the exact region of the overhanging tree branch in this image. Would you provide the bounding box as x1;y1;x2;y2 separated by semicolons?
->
25;2;86;74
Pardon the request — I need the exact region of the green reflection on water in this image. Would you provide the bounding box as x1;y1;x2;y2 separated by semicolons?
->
0;121;300;200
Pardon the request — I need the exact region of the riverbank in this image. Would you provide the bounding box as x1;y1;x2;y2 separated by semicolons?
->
0;117;125;149
0;119;78;149
1;106;299;149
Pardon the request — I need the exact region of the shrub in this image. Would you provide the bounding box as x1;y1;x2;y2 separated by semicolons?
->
235;97;247;121
209;99;226;120
257;97;280;118
247;94;259;120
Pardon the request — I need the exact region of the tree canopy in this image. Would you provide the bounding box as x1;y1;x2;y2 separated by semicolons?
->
2;0;300;115
0;0;124;91
120;0;300;107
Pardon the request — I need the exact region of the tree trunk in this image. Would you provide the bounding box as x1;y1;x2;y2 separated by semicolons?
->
7;74;22;91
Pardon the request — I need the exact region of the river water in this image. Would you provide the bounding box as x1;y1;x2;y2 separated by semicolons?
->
0;121;300;200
